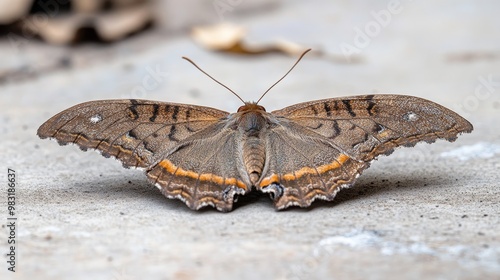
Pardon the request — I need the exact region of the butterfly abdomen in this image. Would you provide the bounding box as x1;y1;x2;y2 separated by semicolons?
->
238;110;268;185
243;137;266;185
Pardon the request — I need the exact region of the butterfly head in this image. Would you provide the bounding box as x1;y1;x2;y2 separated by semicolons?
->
237;102;266;113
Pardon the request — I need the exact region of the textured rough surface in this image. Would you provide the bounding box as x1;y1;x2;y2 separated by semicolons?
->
1;1;500;279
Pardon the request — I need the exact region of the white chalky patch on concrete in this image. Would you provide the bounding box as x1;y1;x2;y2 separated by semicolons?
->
314;230;434;256
313;230;500;272
440;142;500;161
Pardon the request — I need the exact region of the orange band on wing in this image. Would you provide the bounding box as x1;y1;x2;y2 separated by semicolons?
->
260;174;279;186
158;159;248;190
259;154;350;187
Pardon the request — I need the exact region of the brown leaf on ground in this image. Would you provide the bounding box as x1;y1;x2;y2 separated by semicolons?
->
191;23;362;63
72;0;150;13
191;23;315;56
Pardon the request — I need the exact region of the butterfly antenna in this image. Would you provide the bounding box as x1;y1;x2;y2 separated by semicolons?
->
256;48;311;104
182;56;245;104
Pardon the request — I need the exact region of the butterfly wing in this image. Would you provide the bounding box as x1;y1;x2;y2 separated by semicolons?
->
38;99;250;211
37;99;229;168
146;120;250;211
259;94;473;209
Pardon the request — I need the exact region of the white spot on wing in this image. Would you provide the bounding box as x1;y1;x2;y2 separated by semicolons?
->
90;114;102;124
403;111;419;122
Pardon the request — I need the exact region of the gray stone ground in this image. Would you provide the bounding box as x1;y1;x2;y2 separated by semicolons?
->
1;1;499;279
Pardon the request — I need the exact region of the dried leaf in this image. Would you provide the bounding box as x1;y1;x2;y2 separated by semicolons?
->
191;23;361;63
72;0;149;13
191;23;313;56
191;23;246;51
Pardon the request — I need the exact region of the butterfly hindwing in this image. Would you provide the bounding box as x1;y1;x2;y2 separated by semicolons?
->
146;120;251;211
258;120;367;209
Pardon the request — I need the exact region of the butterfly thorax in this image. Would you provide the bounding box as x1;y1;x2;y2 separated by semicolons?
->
236;103;269;185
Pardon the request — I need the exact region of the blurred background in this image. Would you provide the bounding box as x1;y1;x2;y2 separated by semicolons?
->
1;0;499;116
1;1;499;279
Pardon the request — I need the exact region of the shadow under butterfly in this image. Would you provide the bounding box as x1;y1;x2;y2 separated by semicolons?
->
37;49;473;212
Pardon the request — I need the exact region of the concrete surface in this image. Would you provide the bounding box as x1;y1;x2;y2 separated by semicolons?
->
1;1;499;279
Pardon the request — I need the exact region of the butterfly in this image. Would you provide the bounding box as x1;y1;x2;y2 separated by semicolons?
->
37;49;473;212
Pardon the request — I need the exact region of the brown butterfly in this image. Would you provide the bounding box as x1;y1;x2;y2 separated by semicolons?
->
37;49;473;212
